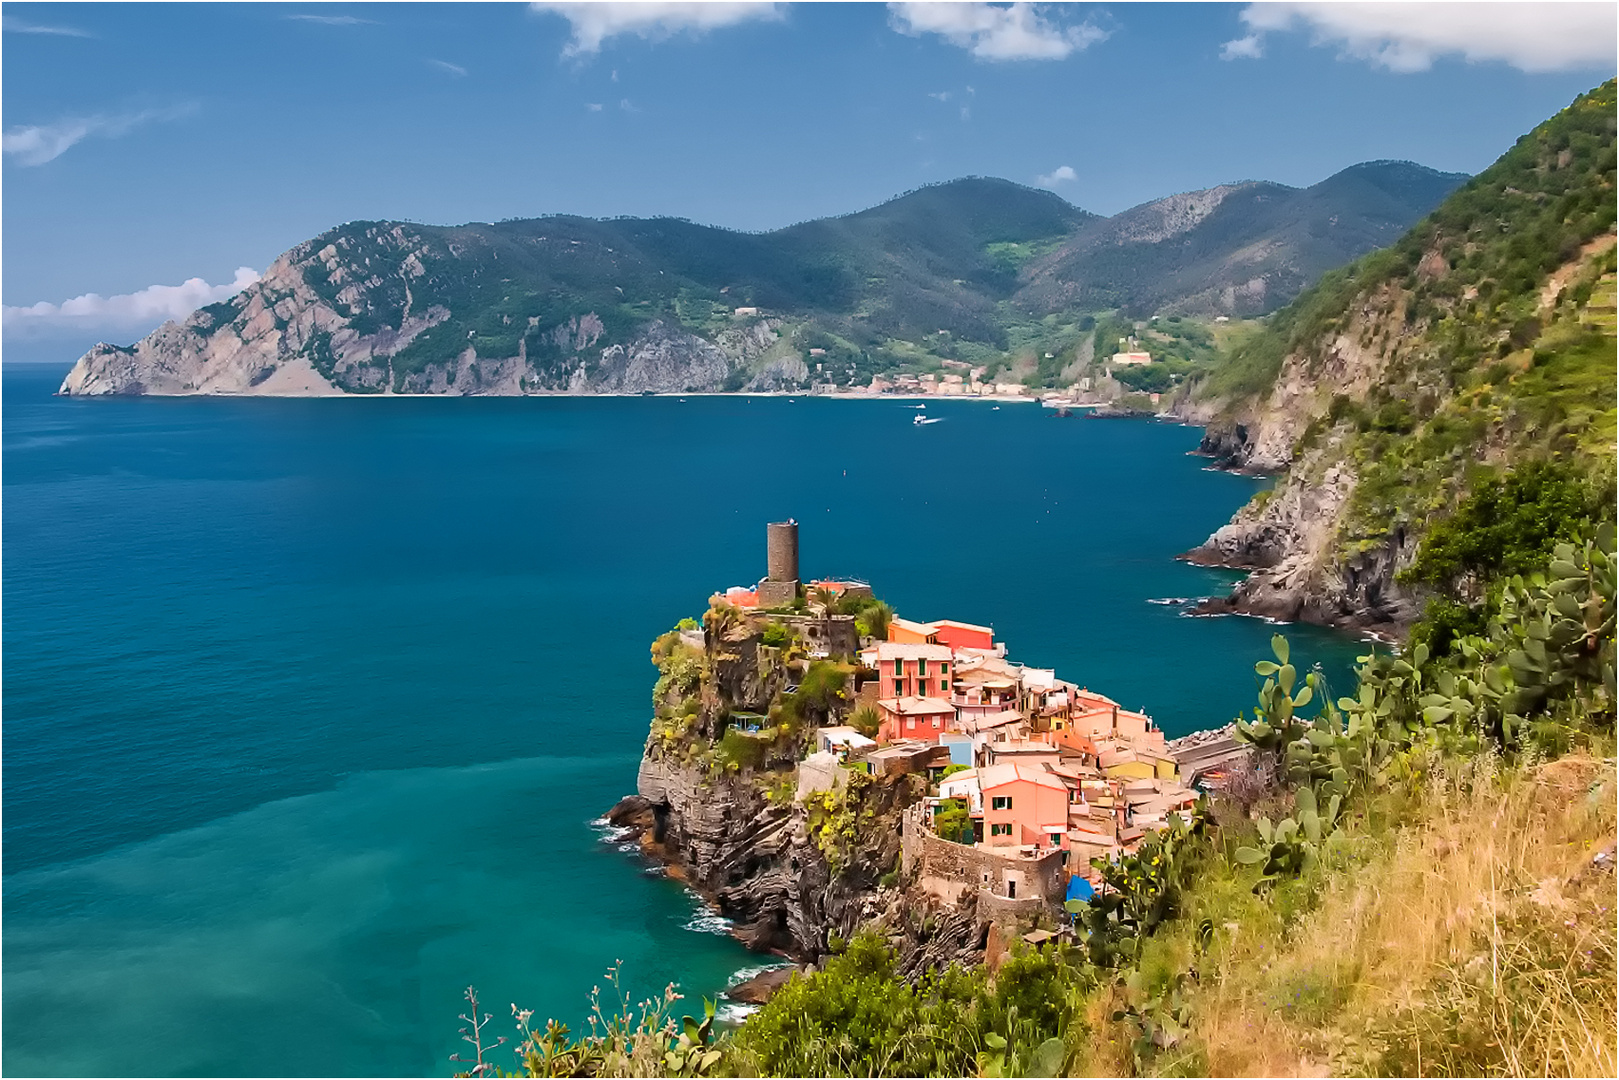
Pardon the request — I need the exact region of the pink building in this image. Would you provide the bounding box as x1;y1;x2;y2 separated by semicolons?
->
979;763;1070;853
877;697;956;744
869;641;954;699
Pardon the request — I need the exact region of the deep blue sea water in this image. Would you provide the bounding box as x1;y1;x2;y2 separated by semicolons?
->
3;364;1366;1076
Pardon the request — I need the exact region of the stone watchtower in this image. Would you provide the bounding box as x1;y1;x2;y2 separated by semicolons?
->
757;519;800;608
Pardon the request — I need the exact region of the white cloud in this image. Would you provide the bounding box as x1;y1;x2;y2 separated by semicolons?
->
620;97;640;112
1220;32;1263;61
428;58;469;76
960;105;971;121
3;268;262;340
285;14;375;26
2;106;195;167
530;2;783;57
888;2;1108;61
928;90;953;101
585;102;605;111
1036;164;1077;187
3;18;93;37
1228;2;1616;73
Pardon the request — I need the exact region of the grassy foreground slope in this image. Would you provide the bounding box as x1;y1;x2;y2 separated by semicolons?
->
456;524;1615;1078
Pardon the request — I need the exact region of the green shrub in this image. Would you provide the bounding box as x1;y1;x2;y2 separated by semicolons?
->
1404;460;1608;587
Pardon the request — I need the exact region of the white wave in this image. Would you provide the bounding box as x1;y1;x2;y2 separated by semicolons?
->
683;889;734;935
727;962;793;987
715;1002;759;1025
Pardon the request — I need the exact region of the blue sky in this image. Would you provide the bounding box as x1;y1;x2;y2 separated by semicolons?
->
3;2;1614;361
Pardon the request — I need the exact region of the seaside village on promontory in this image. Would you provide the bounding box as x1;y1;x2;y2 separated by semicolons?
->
616;521;1254;946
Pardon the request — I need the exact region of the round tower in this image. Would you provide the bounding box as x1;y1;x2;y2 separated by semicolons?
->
766;519;799;583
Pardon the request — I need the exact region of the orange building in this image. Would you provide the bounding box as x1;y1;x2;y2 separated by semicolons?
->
876;697;957;744
887;617;994;652
979;763;1070;853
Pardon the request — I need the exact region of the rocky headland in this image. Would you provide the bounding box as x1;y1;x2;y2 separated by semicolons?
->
604;611;992;985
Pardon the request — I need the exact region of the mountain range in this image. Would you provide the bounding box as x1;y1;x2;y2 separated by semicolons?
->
60;161;1466;397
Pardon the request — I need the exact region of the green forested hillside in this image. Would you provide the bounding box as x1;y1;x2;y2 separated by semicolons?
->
205;164;1462;393
1189;79;1616;645
1022;161;1468;318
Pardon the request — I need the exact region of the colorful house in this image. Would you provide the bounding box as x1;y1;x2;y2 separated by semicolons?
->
938;731;975;767
938;767;982;814
888;617;994;652
867;641;954;698
979;763;1070;853
876;696;956;744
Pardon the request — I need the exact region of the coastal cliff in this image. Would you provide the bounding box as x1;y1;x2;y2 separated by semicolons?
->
58;224;792;397
1177;81;1617;636
608;611;990;976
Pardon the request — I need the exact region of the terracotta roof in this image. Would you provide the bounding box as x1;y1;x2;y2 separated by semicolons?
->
991;740;1060;755
979;762;1068;793
961;710;1025;732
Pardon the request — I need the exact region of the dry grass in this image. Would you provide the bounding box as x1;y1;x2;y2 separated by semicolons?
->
1132;752;1617;1078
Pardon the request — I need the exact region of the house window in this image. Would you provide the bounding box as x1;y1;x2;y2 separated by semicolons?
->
892;659;904;675
1049;832;1062;846
940;661;949;674
918;658;928;676
940;679;949;693
907;718;916;729
991;796;1012;810
893;679;905;695
931;717;941;728
990;823;1012;836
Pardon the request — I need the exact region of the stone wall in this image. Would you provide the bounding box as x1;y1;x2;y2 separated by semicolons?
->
778;613;860;658
901;804;1065;910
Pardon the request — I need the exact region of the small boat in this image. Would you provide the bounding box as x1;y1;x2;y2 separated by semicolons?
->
991;406;1000;411
910;403;927;410
913;414;942;425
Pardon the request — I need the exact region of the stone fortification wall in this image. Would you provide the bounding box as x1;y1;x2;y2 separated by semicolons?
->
900;804;1065;909
777;613;860;658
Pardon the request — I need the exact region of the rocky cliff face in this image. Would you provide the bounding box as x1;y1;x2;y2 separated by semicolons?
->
613;617;991;974
58;223;792;398
1177;285;1424;634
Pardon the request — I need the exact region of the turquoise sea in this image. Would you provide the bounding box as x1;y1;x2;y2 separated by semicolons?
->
3;364;1366;1076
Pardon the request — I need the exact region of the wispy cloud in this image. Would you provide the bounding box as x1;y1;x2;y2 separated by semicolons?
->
1220;33;1263;61
1224;2;1617;73
285;13;375;26
2;105;196;167
960;105;971;122
3;267;262;340
1035;164;1076;188
585;102;605;112
3;18;93;37
428;58;468;76
888;2;1108;62
928;90;952;101
530;2;784;58
619;98;641;113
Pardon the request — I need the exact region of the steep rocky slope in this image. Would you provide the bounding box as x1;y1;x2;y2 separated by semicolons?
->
59;165;1462;397
609;613;988;977
1179;81;1617;635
